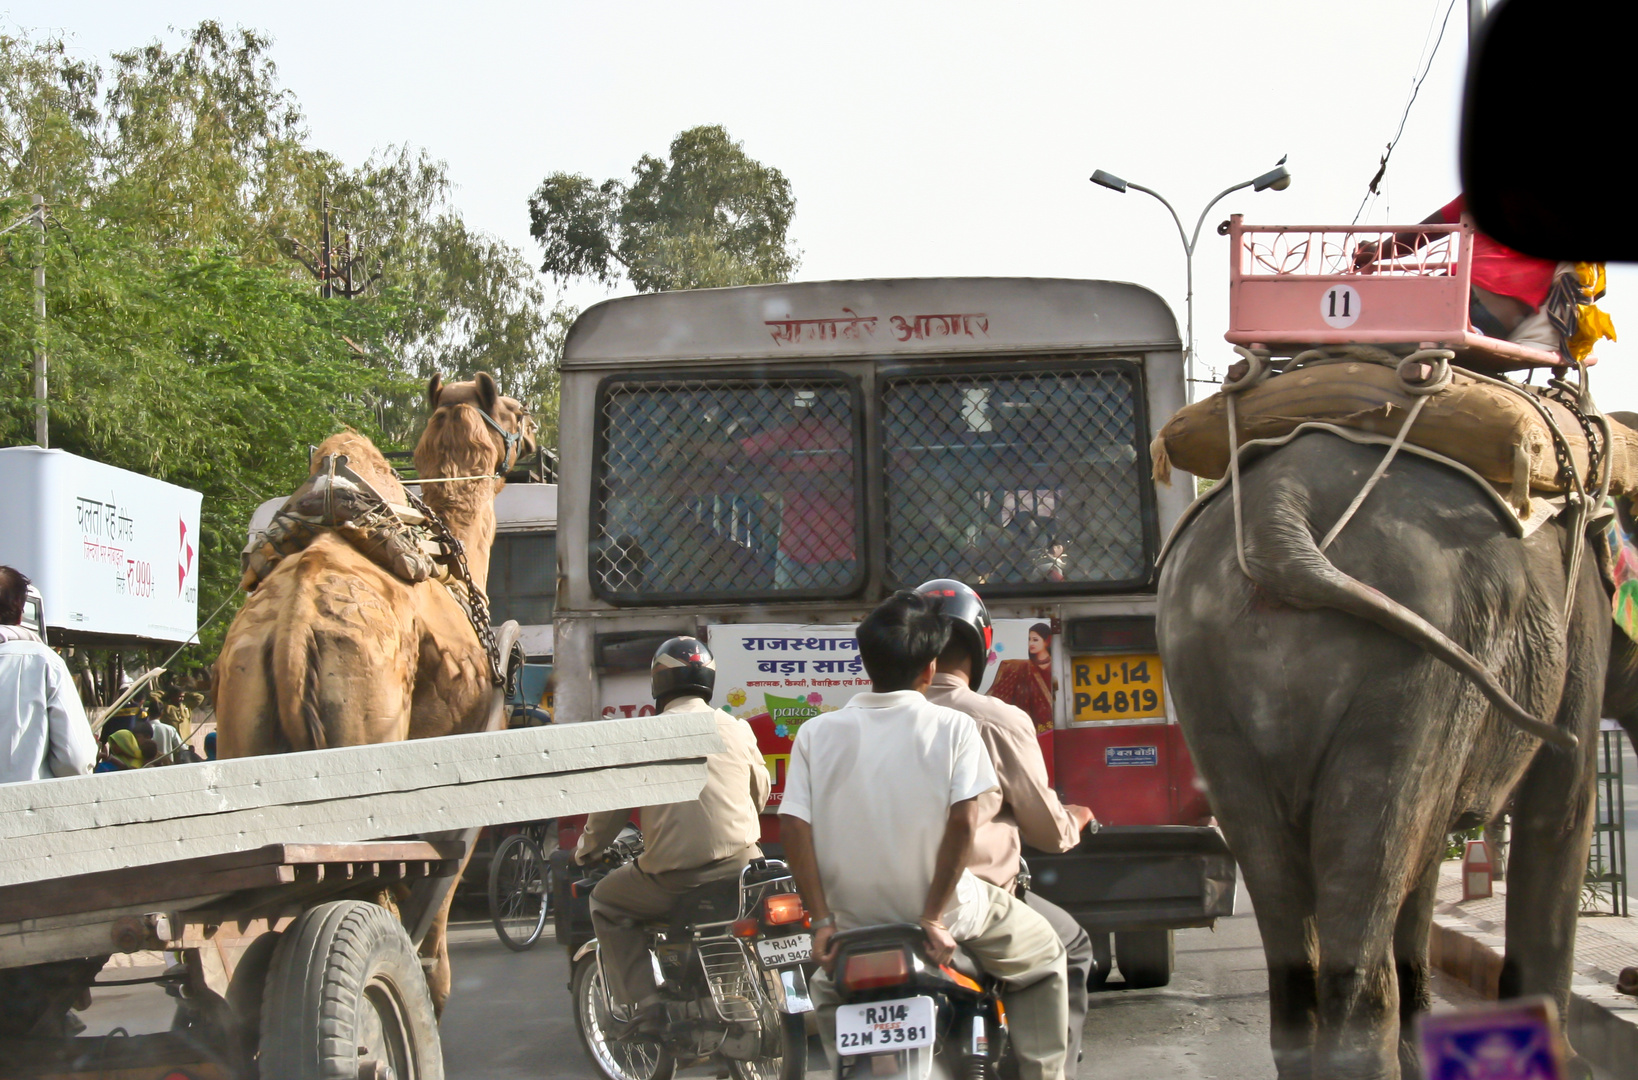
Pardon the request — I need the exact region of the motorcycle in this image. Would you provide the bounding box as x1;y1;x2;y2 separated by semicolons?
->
561;828;815;1080
828;923;1010;1080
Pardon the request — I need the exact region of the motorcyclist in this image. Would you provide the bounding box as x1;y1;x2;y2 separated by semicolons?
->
918;578;1097;1076
781;591;1070;1080
574;636;770;1028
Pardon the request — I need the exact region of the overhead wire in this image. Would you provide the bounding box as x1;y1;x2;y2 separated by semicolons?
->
1352;0;1461;225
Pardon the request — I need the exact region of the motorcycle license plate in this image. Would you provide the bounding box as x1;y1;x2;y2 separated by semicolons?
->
835;996;936;1052
756;933;812;967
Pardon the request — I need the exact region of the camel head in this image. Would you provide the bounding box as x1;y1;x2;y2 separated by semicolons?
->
414;371;538;481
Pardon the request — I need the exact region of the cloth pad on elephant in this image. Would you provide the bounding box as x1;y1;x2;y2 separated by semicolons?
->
1153;360;1638;497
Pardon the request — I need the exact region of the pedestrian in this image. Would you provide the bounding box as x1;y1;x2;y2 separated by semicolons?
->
95;728;144;772
0;566;97;784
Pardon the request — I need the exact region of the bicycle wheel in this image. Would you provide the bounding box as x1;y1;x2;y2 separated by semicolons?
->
488;832;549;951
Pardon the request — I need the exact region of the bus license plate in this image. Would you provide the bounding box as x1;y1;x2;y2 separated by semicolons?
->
756;933;812;967
1070;653;1165;722
835;996;935;1052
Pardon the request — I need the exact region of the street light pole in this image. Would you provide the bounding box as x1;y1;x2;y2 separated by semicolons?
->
1090;161;1291;402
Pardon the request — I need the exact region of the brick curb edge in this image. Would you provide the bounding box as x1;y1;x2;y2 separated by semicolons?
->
1431;911;1638;1078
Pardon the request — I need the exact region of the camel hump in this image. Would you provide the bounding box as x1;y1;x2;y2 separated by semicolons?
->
311;431;406;504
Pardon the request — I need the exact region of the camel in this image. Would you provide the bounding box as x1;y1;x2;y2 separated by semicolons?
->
213;371;536;1014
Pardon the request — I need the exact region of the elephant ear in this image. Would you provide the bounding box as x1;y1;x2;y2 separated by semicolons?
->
427;372;444;410
474;371;499;416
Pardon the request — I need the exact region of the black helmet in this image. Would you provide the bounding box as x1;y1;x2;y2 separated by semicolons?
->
916;579;993;681
651;636;716;706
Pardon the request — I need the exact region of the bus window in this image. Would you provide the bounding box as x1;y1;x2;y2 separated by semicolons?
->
593;375;862;602
881;362;1151;590
488;531;557;627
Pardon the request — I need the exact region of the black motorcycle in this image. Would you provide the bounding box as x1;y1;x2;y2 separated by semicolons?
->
828;924;1010;1080
557;829;814;1080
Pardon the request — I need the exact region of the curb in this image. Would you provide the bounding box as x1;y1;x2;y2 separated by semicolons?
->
1430;909;1638;1079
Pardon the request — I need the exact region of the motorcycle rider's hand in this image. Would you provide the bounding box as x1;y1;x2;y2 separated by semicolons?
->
920;918;957;966
1066;804;1096;832
814;924;838;973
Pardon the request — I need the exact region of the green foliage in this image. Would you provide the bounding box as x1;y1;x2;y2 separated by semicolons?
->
0;24;565;668
529;124;799;293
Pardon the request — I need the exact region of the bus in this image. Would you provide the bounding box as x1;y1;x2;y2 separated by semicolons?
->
550;277;1236;988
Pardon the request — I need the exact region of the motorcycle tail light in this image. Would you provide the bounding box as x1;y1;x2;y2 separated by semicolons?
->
730;918;760;938
841;948;910;992
763;893;806;925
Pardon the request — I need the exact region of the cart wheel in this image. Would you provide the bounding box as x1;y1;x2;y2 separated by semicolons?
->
259;900;443;1080
489;832;550;951
1114;929;1174;989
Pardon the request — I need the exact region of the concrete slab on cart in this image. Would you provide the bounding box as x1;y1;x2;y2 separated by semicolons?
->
0;714;719;888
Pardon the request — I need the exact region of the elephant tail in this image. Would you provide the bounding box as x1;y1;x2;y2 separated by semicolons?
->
1239;487;1578;751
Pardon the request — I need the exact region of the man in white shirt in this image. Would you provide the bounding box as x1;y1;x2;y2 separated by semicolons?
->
0;567;96;784
781;591;1070;1080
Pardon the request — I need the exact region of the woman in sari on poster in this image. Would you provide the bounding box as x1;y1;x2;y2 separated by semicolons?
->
988;621;1056;733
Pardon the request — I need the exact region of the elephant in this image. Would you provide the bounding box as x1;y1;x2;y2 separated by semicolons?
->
1157;431;1632;1079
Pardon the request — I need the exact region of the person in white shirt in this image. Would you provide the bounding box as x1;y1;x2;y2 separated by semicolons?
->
781;591;1070;1080
0;567;96;784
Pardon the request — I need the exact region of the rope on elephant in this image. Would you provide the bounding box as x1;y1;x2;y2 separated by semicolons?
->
1220;344;1453;571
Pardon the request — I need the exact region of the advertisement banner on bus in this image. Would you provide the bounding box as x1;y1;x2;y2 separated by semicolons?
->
708;620;1051;804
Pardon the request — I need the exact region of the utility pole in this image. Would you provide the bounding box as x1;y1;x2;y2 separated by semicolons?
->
32;194;47;449
286;185;370;300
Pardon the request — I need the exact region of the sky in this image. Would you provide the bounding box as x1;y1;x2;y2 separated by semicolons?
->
12;0;1637;405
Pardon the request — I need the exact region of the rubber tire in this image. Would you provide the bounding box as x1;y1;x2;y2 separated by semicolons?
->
258;900;444;1080
488;832;549;951
572;955;676;1080
1087;931;1113;991
778;1011;808;1080
1114;928;1174;989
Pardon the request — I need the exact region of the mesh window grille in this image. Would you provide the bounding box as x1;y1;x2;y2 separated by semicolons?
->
881;366;1150;589
594;377;860;600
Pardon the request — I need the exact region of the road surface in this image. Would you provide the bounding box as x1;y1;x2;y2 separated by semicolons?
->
78;884;1480;1080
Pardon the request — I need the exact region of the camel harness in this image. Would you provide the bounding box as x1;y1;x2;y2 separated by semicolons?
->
240;454;507;685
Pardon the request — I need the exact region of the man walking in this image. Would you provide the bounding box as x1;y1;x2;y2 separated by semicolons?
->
1;567;96;784
781;591;1070;1080
918;578;1097;1075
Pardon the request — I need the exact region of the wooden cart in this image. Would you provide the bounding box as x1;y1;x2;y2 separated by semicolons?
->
0;713;721;1080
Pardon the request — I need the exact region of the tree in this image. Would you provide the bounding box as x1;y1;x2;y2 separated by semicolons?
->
528;124;798;293
0;24;565;667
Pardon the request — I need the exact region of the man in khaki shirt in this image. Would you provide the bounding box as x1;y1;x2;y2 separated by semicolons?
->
918;580;1097;1077
576;637;770;1014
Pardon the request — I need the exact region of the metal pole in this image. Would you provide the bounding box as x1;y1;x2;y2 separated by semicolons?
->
32;194;47;449
319;185;332;300
1469;0;1487;46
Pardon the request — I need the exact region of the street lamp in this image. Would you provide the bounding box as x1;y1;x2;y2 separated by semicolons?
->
1090;159;1291;401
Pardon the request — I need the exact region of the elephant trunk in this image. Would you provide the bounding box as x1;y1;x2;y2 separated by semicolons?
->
1239;486;1578;751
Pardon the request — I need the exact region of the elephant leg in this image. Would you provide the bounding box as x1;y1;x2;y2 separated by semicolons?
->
1311;776;1439;1079
1235;831;1318;1079
1393;848;1444;1080
1500;697;1597;1015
